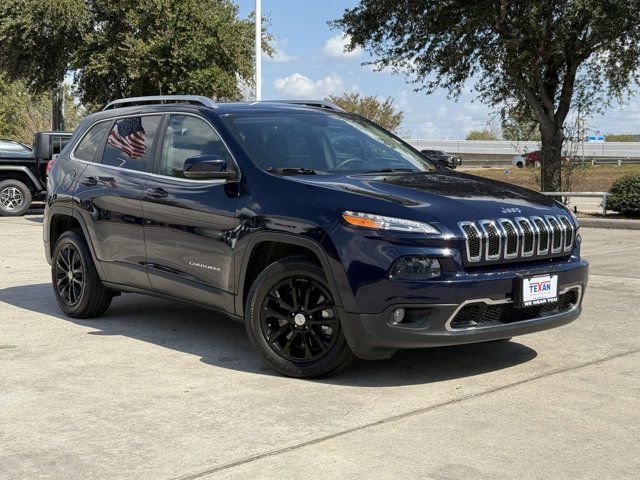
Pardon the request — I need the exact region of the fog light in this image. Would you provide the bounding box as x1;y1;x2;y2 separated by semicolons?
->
391;308;405;324
390;256;441;280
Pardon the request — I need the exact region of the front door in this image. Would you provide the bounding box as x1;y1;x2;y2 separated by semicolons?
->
142;113;240;310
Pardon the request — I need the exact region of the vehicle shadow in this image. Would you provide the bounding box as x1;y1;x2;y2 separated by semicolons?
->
24;214;43;223
0;282;538;387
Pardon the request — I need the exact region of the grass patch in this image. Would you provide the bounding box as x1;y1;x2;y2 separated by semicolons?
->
464;165;640;192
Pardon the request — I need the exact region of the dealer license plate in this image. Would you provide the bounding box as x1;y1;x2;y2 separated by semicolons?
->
521;274;558;307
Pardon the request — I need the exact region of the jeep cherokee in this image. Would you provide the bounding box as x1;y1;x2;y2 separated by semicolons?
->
43;95;588;378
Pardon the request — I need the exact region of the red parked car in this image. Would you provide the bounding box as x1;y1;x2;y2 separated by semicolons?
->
512;150;569;168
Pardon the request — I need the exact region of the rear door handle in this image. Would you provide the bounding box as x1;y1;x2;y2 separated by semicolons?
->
144;187;168;199
80;176;97;187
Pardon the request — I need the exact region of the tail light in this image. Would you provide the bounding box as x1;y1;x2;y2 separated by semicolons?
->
46;156;57;176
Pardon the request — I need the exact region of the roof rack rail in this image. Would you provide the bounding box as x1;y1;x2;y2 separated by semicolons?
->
261;100;346;112
103;95;216;111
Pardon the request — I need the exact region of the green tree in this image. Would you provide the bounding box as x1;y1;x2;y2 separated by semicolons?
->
327;92;404;132
75;0;264;107
0;0;267;122
605;133;640;142
466;129;499;141
0;75;84;143
333;1;640;191
0;0;89;130
501;112;542;142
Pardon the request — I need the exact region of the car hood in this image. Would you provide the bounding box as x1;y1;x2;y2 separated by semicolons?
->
290;170;563;225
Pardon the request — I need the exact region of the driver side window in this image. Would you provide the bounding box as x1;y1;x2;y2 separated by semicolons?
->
158;114;233;179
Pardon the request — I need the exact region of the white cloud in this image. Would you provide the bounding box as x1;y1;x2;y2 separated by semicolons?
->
273;73;345;99
263;39;298;63
322;34;363;59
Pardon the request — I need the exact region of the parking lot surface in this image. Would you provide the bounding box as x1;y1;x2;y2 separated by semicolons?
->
1;215;639;479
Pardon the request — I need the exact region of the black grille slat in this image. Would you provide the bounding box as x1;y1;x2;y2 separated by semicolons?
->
501;221;518;256
518;219;535;255
534;218;549;253
462;224;481;260
547;216;563;251
559;216;574;250
484;223;500;258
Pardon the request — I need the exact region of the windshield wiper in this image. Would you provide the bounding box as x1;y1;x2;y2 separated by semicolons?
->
266;167;317;175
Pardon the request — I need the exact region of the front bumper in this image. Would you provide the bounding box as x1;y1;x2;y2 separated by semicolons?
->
338;259;588;360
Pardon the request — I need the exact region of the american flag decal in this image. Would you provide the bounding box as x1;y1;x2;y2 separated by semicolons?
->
107;117;146;159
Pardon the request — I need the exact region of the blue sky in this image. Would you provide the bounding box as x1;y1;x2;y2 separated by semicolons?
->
236;0;639;140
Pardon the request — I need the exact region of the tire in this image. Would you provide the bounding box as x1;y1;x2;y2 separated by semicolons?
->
516;162;524;169
245;255;353;378
51;231;113;318
0;179;32;216
437;160;447;169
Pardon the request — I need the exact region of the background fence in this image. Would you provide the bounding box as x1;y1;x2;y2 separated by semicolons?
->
404;139;640;167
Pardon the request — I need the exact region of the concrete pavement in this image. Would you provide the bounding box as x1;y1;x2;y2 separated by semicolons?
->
0;215;638;479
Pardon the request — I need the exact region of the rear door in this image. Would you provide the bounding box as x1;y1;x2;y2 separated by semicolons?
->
73;114;163;289
142;113;240;310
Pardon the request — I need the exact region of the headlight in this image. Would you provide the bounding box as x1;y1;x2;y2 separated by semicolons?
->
342;211;440;234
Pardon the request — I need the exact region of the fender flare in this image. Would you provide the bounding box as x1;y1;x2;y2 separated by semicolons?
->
234;232;346;317
0;166;43;191
45;205;107;280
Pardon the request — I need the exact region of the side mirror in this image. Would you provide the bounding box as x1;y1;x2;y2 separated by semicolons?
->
183;155;236;180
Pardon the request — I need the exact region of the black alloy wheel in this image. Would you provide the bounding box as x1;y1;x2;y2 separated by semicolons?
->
261;277;339;362
51;231;113;318
54;243;85;306
244;256;353;378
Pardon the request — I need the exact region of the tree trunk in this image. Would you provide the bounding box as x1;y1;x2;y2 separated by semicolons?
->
51;83;65;131
539;122;564;192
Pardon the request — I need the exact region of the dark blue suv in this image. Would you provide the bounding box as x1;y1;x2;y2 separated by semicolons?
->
43;95;588;377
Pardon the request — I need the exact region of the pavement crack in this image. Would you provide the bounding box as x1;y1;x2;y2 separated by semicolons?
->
170;348;639;480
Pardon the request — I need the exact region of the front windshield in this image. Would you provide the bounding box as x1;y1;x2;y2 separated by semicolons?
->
221;111;435;173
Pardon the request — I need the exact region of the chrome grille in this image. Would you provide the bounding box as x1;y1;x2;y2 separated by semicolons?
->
546;215;563;253
559;216;574;250
516;217;535;256
459;222;482;262
499;219;519;259
459;215;576;263
532;217;549;255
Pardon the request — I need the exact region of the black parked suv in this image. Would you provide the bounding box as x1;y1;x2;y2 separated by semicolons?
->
0;133;72;216
420;149;462;169
44;95;588;378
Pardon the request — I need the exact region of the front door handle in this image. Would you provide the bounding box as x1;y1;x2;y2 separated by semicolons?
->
145;187;168;199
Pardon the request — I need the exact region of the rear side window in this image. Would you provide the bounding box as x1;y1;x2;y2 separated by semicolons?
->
101;115;161;172
74;121;109;162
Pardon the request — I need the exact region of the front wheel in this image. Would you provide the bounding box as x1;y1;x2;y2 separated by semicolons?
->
245;256;353;378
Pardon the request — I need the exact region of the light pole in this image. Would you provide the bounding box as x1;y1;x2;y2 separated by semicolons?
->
255;0;262;101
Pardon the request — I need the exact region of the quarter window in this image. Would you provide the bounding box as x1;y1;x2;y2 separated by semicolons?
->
74;121;109;162
101;115;161;171
158;115;233;178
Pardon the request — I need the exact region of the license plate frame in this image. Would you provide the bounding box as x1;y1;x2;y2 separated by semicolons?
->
514;273;559;308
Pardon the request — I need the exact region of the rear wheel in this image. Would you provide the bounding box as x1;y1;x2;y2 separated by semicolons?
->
245;256;353;378
52;231;113;318
0;179;31;216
